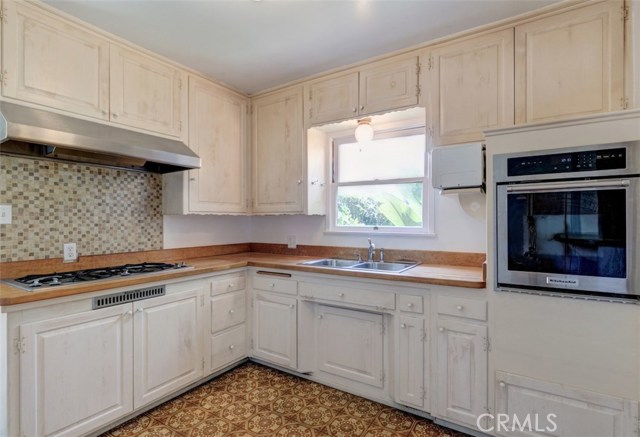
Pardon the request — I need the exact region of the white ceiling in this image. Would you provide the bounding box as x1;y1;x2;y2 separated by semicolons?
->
44;0;560;95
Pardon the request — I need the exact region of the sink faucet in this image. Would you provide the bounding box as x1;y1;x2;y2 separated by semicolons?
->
367;238;376;261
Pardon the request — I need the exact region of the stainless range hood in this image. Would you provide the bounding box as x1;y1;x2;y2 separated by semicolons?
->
0;102;200;173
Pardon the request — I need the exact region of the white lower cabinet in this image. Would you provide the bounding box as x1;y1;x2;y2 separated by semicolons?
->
495;371;638;437
133;286;203;408
207;274;248;373
19;305;134;437
395;314;426;410
252;291;297;369
435;317;488;429
316;305;385;388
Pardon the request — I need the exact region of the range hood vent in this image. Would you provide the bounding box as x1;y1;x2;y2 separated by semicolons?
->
0;102;200;173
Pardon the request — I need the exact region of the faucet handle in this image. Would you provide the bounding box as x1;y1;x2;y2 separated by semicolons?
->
380;248;384;262
354;251;362;262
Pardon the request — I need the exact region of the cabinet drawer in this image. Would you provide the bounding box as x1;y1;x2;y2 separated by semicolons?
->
397;294;423;314
210;325;246;372
437;296;486;321
211;274;246;296
299;282;395;310
253;274;297;296
210;290;246;334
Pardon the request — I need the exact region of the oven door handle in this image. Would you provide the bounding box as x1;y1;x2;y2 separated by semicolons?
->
506;179;630;192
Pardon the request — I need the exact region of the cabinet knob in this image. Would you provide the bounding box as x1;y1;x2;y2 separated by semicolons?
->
400;323;406;329
297;179;302;185
407;302;414;308
499;381;506;388
289;304;295;309
439;327;445;332
112;113;119;118
352;107;357;112
270;283;275;288
318;314;323;319
126;310;133;316
456;305;463;311
102;110;108;116
390;80;396;88
229;283;234;288
136;308;143;313
229;344;235;350
189;178;196;181
338;292;345;297
229;309;235;315
360;105;364;111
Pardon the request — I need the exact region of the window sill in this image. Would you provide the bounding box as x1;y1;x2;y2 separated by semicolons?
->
324;229;436;238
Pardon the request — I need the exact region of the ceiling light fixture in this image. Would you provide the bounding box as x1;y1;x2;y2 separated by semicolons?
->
354;118;374;143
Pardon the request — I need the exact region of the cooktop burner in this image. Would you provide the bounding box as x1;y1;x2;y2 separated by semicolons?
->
6;262;190;291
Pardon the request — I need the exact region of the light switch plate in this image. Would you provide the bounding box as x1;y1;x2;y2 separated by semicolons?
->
0;204;11;224
287;235;297;249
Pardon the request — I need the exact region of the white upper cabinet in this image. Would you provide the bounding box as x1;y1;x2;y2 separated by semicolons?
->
514;0;625;124
1;1;110;120
304;55;420;126
251;86;305;214
110;44;187;138
426;28;514;146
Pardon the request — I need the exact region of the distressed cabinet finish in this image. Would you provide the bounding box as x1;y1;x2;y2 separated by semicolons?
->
252;291;298;369
164;76;248;215
133;286;204;408
395;314;426;410
251;86;304;214
110;44;187;138
514;1;626;124
426;28;514;146
19;305;133;437
435;318;488;429
495;371;638;437
316;305;385;388
1;1;110;120
305;56;420;126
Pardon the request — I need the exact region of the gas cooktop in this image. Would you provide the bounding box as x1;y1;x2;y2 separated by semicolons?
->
4;262;190;291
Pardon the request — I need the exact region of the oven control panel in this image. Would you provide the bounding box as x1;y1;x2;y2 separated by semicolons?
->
507;147;626;177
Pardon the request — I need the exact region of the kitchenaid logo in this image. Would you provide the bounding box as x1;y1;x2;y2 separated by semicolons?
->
546;276;579;287
476;413;558;433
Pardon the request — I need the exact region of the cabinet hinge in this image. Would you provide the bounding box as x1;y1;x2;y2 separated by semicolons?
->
421;329;428;343
622;4;629;21
427;56;434;71
421;388;427;400
380;321;386;335
251;338;254;349
178;79;183;90
0;8;7;23
15;337;25;354
621;96;630;110
309;107;313;119
416;84;421;98
202;357;205;370
428;127;434;138
483;336;491;352
200;295;205;307
178;121;183;131
416;60;421;76
380;370;385;384
0;71;8;87
309;89;312;100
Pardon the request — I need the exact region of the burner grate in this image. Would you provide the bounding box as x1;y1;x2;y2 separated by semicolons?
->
92;285;165;309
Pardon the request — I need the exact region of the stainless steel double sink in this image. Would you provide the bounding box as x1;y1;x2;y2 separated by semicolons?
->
300;258;419;273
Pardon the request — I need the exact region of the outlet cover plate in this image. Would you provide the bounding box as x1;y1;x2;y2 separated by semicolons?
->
0;204;11;224
63;243;78;263
287;235;297;249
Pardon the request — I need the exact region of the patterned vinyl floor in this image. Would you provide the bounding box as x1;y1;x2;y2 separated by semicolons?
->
101;362;468;437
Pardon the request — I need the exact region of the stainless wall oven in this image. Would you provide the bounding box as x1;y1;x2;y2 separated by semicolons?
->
495;142;640;300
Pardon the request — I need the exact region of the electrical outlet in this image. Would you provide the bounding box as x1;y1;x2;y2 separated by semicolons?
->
63;243;78;263
287;235;297;249
0;204;11;224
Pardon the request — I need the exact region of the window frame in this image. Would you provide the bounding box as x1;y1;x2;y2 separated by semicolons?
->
326;126;435;236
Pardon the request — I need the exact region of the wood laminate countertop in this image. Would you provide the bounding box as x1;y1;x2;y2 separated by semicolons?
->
0;252;485;306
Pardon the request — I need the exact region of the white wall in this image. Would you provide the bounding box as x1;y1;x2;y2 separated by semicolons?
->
163;215;252;248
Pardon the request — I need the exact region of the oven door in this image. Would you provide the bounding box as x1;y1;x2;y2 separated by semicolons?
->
496;178;638;297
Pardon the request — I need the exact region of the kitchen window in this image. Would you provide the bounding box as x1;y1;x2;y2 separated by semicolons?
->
328;127;432;235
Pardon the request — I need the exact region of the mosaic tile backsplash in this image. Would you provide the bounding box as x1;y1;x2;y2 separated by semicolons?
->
0;156;163;262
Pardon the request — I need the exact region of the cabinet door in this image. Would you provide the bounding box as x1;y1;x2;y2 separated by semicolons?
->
305;72;359;125
435;318;487;429
316;305;384;388
515;1;625;124
188;76;248;213
2;1;109;119
20;305;133;437
110;44;186;137
252;291;297;369
359;56;419;115
495;371;638;437
395;315;426;410
427;29;514;146
251;87;304;213
133;287;203;408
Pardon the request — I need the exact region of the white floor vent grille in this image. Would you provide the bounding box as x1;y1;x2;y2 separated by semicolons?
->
92;285;165;309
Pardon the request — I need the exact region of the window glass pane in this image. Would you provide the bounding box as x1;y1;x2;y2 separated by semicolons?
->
336;183;423;228
337;134;425;183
